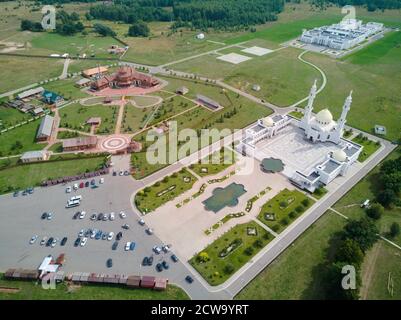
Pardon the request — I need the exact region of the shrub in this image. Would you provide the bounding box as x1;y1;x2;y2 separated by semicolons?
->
223;264;235;275
272;224;280;232
243;247;254;256
390;222;400;238
289;211;296;219
253;239;264;248
366;203;384;220
301;198;310;207
280;217;290;226
295;205;304;213
197;252;210;263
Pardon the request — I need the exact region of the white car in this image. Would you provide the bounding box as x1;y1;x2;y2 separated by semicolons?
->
40;236;47;246
80;237;88;247
29;235;38;244
162;244;170;253
153;245;162;254
70;195;82;202
73;183;79;190
146;228;153;235
107;232;114;241
109;212;115;221
138;219;145;226
119;171;124;176
119;211;126;219
78;229;85;237
90;229;97;239
79;211;86;219
66;186;72;193
125;242;131;251
47;212;53;220
51;238;58;248
99;178;104;184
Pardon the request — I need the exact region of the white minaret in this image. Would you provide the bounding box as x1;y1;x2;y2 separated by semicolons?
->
336;90;352;137
300;79;318;130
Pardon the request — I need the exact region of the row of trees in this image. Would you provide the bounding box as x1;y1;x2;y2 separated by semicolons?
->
311;0;401;11
377;155;401;208
88;0;284;30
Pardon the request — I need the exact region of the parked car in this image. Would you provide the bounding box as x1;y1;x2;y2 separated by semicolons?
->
40;237;47;246
91;179;96;186
90;229;97;239
138;219;145;226
119;211;126;219
27;187;34;194
162;260;169;270
125;242;131;251
74;237;80;247
152;246;162;254
80;237;88;247
79;182;84;188
116;232;123;241
60;237;67;246
148;256;154;266
85;229;92;237
171;254;179;263
156;263;163;272
102;214;108;221
46;237;53;247
107;232;114;241
73;212;80;220
22;190;28;196
130;242;136;251
124;170;129;176
47;212;53;220
102;233;107;240
185;276;194;284
78;229;85;237
41;212;48;220
142;257;149;266
85;181;90;188
146;228;153;235
109;212;115;221
97;213;103;221
13;191;19;197
51;238;58;248
122;224;130;230
66;186;72;193
79;211;86;219
112;171;117;176
99;178;104;184
162;245;170;253
95;230;102;240
119;171;124;176
112;241;118;250
73;183;79;190
107;258;113;268
90;214;97;221
29;235;38;244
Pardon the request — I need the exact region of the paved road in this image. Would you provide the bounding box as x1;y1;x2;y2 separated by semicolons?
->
59;58;71;80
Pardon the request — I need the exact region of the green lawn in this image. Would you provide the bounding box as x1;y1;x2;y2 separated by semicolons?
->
0;106;33;128
0;154;107;194
189;147;236;177
0;119;44;156
134;168;197;213
258;188;314;234
236;211;346;299
352;135;381;162
43;78;90;100
59;103;118;134
0;274;188;300
190;221;273;286
122;104;156;134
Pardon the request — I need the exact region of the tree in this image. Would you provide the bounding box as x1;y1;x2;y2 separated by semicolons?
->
343;218;379;253
335;239;364;267
128;21;150;37
93;23;116;37
377;189;397;208
366;203;384;220
198;251;209;262
324;261;361;300
390;222;400;238
223;264;235;274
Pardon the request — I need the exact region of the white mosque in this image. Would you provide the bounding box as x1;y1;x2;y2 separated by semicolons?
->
238;81;363;193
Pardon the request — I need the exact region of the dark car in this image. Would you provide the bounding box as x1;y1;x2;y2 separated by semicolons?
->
171;254;179;263
107;258;113;268
60;237;67;246
13;191;19;197
46;237;54;247
112;241;118;250
41;212;48;220
73;212;80;220
185;276;194;284
95;231;102;240
85;181;90;187
156;263;163;272
97;213;103;221
142;257;149;266
112;171;117;176
27;187;34;194
124;171;129;176
148;256;154;266
22;190;28;196
74;237;80;247
116;232;123;241
79;182;84;188
90;179;96;185
162;260;169;270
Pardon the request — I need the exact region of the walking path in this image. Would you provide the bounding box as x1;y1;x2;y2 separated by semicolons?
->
60;58;71;79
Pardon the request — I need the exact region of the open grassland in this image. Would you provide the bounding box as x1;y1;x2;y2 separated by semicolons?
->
0;106;33;128
0;56;62;94
0;274;188;300
122;103;156;134
190;221;273;286
43;78;90;100
0;154;107;194
0;119;44;156
59;103;118;134
236;211;345;299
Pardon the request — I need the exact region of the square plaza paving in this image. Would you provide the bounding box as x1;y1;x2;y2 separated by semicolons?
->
241;46;273;56
216;53;252;64
252;124;345;177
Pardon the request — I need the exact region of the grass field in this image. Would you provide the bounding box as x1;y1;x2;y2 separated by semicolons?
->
43;78;90;100
190;147;236;177
352;135;381;162
190;221;273;286
257;189;314;234
59;103;118;134
0;106;33;128
0;119;44;156
0;154;107;194
134;168;197;213
0;274;188;300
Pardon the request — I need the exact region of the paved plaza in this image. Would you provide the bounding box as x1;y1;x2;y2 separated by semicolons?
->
217;53;252;64
241;46;273;56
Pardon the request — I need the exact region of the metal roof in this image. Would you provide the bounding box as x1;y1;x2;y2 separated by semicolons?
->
37;115;54;138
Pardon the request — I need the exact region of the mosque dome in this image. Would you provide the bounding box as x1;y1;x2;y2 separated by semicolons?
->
262;117;274;127
332;149;347;162
316;109;333;125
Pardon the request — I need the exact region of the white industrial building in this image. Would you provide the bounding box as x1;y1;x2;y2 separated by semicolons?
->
300;19;384;50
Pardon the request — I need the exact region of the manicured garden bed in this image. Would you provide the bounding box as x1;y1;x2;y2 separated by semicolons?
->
352;134;381;162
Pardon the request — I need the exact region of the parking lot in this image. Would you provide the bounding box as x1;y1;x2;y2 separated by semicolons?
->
0;155;213;299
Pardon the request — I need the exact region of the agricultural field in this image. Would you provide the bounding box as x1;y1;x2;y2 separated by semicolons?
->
59;103;118;134
0;154;107;194
0;119;44;156
0;274;189;300
190;221;273;286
